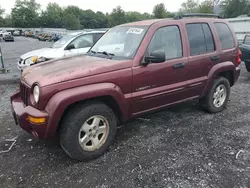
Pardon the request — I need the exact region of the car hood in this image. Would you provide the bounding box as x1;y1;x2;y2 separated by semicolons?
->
20;48;62;60
21;55;131;87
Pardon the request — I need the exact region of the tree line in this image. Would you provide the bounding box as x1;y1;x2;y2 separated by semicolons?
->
0;0;250;29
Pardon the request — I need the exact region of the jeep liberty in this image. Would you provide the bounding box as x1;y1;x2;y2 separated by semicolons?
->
11;14;241;160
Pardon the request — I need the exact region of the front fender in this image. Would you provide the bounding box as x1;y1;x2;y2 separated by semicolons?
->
201;61;238;97
44;83;129;138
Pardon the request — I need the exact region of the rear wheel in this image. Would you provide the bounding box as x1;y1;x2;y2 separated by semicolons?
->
60;102;117;161
200;77;230;113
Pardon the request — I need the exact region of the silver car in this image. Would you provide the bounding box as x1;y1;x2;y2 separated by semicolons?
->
17;30;106;70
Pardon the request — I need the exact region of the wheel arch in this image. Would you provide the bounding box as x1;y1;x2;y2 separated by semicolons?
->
201;61;236;97
44;83;130;138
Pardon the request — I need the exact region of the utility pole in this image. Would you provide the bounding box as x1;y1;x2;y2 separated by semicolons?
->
0;44;9;73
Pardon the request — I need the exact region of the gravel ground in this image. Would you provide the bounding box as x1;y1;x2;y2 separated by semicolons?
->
0;63;250;186
0;37;51;81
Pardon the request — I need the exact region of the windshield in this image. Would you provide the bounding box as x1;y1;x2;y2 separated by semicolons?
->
90;26;148;59
52;35;75;48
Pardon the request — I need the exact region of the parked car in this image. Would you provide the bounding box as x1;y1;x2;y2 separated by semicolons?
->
39;33;52;41
13;30;21;36
17;30;106;70
11;14;241;161
49;34;62;42
3;33;14;42
1;31;11;36
240;34;250;72
23;30;30;36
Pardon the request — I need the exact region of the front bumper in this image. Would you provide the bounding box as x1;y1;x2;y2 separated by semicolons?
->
11;91;50;139
4;37;14;41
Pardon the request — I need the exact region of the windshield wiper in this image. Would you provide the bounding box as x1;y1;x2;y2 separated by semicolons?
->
97;51;115;59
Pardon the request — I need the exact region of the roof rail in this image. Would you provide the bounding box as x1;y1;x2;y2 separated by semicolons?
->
174;13;222;19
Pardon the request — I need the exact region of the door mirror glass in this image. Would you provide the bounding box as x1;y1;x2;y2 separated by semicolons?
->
144;50;166;64
66;44;75;50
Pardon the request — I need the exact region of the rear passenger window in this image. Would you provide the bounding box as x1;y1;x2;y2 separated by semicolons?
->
243;35;250;45
214;23;235;50
202;24;215;53
186;23;215;55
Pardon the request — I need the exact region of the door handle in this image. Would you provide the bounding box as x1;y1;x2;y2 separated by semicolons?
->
173;63;186;69
210;55;220;61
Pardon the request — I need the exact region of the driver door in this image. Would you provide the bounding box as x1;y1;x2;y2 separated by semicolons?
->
132;25;189;114
64;34;94;57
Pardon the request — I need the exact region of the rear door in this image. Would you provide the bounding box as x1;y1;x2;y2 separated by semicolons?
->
184;22;218;97
132;24;190;115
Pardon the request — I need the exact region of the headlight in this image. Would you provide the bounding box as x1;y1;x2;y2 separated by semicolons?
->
33;85;40;103
25;56;47;65
25;56;38;65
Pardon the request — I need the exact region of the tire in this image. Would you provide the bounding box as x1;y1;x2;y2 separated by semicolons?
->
245;61;250;72
60;101;117;161
200;77;230;113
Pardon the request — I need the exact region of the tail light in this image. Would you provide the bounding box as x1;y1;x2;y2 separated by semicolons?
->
236;49;242;65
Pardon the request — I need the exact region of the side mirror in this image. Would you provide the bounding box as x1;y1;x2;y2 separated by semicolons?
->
144;50;166;65
66;44;75;50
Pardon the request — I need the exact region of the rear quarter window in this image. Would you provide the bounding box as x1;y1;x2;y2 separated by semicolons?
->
214;22;235;50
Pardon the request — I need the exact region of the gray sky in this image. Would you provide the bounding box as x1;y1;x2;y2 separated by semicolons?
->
2;0;185;14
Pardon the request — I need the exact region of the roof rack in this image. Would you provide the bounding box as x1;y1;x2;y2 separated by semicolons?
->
174;13;222;19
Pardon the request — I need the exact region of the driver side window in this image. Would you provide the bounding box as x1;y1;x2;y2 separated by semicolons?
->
147;26;183;61
69;34;94;49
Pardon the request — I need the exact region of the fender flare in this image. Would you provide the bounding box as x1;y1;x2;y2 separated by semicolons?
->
44;83;130;138
201;61;236;97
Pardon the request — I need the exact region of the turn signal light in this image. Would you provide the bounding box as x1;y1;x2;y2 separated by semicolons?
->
27;116;46;124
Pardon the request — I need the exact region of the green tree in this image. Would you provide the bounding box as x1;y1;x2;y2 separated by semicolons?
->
167;12;176;18
153;3;167;18
0;6;5;27
62;13;79;30
2;14;13;27
108;6;126;27
142;13;152;19
11;0;40;27
40;3;63;28
64;5;82;19
0;6;4;18
80;9;98;28
126;11;144;22
220;0;250;18
95;11;108;28
180;0;199;13
199;0;214;13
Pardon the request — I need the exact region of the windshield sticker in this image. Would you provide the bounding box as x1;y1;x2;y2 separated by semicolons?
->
126;28;144;34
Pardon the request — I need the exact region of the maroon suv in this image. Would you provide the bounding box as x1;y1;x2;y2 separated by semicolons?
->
11;15;241;160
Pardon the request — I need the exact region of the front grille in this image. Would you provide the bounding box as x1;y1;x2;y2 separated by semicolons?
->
20;83;30;106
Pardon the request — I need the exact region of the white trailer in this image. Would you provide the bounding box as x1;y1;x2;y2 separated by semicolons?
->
227;17;250;44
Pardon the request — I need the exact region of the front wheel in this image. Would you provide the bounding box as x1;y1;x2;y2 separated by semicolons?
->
200;77;230;113
60;102;117;161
